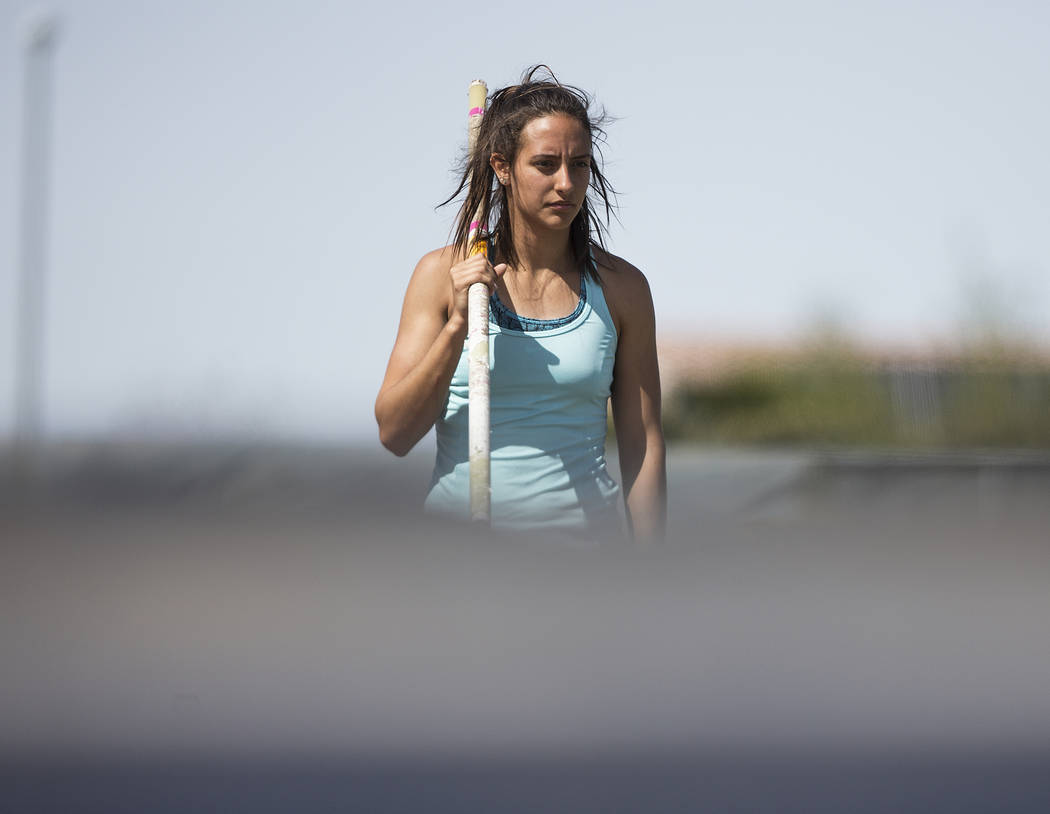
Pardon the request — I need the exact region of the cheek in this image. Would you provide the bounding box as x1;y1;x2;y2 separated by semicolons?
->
514;175;544;199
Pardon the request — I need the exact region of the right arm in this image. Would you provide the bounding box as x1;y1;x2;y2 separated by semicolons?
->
374;248;505;456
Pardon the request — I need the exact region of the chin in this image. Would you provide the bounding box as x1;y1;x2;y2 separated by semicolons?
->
545;208;580;225
542;218;575;233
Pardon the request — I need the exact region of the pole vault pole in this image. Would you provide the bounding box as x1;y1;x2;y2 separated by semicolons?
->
465;79;490;523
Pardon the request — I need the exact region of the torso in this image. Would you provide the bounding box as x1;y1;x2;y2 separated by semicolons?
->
425;264;622;540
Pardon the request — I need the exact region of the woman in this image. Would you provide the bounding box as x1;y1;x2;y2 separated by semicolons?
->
375;67;665;544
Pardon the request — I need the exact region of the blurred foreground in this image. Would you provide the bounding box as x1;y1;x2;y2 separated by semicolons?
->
2;441;1049;812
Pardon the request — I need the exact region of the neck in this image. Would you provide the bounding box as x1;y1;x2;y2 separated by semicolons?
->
506;211;575;276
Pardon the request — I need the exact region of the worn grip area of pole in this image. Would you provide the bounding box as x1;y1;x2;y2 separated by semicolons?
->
467;281;491;522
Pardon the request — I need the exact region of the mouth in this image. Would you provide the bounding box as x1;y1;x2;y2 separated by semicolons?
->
547;201;576;210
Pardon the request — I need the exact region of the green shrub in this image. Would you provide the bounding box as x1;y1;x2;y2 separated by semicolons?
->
664;352;1050;449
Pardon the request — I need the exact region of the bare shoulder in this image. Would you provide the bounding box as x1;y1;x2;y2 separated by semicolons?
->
591;245;655;332
412;244;459;286
403;244;460;313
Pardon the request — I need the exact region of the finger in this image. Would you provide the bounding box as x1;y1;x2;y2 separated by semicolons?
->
455;269;493;289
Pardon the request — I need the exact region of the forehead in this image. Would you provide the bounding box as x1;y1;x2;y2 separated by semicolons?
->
518;113;590;154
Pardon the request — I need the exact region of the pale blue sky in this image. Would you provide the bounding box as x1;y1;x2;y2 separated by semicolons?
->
2;0;1048;441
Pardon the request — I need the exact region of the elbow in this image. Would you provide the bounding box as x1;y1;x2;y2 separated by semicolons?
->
377;414;422;457
375;391;437;457
375;402;410;457
374;397;402;456
377;423;414;457
381;437;412;458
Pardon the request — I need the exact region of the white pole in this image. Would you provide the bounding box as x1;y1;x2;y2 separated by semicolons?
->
465;80;490;523
13;10;60;489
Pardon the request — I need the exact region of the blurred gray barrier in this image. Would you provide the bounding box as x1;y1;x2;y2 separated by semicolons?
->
2;442;1049;811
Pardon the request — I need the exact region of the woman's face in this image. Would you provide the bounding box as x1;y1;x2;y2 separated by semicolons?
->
496;113;591;235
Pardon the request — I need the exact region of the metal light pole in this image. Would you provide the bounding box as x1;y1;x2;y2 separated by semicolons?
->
13;10;60;489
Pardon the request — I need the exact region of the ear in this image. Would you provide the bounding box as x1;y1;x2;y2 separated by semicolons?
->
490;153;511;186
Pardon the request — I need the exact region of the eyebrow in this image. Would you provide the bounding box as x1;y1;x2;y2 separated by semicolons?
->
531;153;592;160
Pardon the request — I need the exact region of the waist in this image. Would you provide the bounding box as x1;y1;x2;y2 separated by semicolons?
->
426;441;621;534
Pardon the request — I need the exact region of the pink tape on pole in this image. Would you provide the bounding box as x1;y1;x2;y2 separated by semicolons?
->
470;220;481;231
468;107;485;117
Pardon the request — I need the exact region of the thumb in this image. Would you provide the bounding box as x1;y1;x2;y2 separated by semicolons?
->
493;263;509;278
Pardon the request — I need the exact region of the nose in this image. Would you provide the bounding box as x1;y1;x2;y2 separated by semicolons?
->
554;162;573;193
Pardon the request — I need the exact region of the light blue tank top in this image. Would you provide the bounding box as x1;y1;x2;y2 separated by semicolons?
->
425;273;622;538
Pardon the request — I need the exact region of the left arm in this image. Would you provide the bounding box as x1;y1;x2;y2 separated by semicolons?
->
604;257;667;545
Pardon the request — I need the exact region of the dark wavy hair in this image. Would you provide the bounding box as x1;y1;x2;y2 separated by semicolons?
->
440;65;617;280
